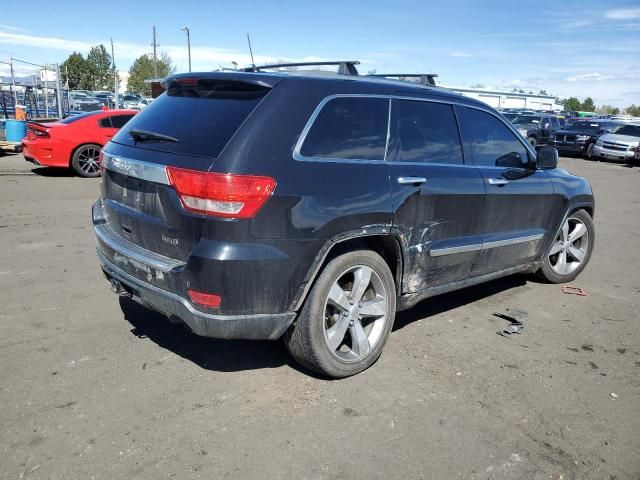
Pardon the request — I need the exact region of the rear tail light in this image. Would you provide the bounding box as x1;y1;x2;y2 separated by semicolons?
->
166;166;276;219
188;290;221;308
26;125;50;140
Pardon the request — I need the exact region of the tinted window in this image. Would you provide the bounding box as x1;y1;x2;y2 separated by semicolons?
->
300;97;389;161
396;100;463;164
512;115;542;126
60;111;101;124
460;107;529;167
551;117;560;129
612;124;640;137
99;117;112;128
113;79;270;158
110;114;134;129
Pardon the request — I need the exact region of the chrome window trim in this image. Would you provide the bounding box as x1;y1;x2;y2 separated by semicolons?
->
293;92;537;167
102;151;169;185
430;233;544;257
293;94;392;164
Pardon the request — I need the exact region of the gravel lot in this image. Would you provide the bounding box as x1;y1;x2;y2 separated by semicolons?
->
1;153;639;480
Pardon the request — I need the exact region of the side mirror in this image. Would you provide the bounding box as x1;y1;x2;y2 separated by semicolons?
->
496;151;527;168
536;146;558;169
543;122;550;129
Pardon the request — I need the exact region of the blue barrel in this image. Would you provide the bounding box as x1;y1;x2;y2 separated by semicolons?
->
5;119;27;142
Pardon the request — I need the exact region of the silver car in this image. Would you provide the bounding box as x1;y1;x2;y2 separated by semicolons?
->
592;123;640;163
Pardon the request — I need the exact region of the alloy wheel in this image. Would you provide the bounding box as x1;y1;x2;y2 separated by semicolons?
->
77;147;101;176
548;216;590;275
323;265;388;362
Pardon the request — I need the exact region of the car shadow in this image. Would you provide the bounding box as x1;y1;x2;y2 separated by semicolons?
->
30;167;76;177
119;296;304;374
119;275;529;374
393;275;528;331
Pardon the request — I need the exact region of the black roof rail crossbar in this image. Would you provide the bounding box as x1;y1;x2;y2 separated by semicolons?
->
242;61;360;76
368;73;438;86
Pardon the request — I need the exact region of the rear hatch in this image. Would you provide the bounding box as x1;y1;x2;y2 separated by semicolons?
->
100;74;278;262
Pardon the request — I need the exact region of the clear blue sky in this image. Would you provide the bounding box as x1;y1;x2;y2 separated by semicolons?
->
1;0;639;106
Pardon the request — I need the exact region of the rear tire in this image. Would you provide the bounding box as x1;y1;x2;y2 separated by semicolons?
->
284;250;396;378
537;209;594;283
71;144;102;178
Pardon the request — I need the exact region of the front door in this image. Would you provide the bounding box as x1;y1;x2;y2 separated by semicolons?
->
456;106;555;275
390;98;486;293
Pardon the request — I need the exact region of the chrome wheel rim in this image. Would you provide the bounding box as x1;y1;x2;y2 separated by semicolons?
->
78;147;101;175
549;217;589;275
323;265;387;362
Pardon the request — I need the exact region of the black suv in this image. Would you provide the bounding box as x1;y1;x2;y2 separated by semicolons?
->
512;114;564;148
554;119;620;159
93;64;595;377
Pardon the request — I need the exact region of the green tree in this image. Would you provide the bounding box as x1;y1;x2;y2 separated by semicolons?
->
596;105;620;115
563;97;582;111
625;105;640;117
60;52;90;90
127;53;174;96
86;44;114;91
581;97;595;112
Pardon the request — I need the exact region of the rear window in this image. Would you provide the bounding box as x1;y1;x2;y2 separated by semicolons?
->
112;79;270;158
60;111;101;124
299;97;389;161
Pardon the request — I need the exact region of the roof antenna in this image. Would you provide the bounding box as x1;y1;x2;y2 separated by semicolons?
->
246;33;256;72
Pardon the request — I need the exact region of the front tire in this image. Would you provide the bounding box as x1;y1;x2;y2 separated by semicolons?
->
537;209;594;283
71;144;102;178
528;137;537;148
284;250;396;378
585;143;595;160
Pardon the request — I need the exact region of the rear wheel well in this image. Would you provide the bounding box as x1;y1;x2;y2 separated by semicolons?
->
69;142;102;167
571;205;593;218
322;235;403;296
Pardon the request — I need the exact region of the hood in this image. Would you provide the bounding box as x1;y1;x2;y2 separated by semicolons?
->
599;133;640;145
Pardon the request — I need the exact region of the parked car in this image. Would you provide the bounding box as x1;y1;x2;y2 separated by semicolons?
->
69;91;102;112
121;94;148;110
512;114;563;147
93;71;595;377
554;119;621;158
592;123;640;164
93;91;116;109
22;110;137;177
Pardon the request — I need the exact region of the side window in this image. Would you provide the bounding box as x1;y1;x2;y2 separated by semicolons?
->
396;100;463;164
299;97;389;161
110;115;134;129
550;117;559;129
98;117;112;128
459;107;529;167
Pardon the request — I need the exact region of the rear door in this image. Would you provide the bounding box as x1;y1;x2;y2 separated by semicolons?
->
390;98;485;293
457;106;555;275
99;77;275;262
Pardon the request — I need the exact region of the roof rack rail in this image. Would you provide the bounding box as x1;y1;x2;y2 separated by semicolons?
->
242;60;360;76
367;73;438;86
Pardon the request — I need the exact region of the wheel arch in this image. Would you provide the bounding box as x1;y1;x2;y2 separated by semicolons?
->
69;142;103;167
290;228;404;312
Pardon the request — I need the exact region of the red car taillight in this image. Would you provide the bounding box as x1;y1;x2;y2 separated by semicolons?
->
26;126;49;140
166;166;276;219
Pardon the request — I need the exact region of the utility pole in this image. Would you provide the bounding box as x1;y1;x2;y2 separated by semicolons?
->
152;26;159;77
55;63;63;119
9;58;17;107
111;38;119;108
181;26;191;73
43;58;49;117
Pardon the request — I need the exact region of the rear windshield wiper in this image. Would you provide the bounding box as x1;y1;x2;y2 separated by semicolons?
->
129;128;179;143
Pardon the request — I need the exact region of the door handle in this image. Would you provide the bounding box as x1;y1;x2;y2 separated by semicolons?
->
488;178;509;186
397;176;427;185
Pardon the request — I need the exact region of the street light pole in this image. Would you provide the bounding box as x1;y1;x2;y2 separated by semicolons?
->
181;26;191;73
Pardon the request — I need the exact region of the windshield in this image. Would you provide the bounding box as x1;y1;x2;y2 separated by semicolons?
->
512;116;542;125
564;121;600;133
612;124;640;137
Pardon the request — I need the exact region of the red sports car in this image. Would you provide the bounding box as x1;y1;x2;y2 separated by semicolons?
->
22;109;138;177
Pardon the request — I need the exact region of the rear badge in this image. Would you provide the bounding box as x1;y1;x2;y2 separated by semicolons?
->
162;234;179;246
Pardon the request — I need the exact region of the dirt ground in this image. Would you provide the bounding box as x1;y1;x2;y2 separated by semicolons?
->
0;152;638;480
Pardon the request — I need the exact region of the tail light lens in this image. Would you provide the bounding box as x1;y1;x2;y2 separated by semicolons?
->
188;290;221;308
27;125;50;140
166;166;276;219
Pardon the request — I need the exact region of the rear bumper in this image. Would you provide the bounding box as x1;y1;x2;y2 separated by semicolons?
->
98;250;295;340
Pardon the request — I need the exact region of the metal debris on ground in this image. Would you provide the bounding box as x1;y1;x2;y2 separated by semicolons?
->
494;308;527;337
561;286;588;296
